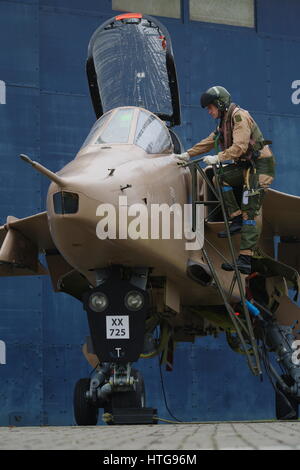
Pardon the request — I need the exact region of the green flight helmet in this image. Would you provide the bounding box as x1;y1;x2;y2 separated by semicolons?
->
200;86;231;112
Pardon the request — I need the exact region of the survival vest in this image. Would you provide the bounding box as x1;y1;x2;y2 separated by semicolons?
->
214;103;271;162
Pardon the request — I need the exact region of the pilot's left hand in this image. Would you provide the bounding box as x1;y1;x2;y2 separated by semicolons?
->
203;155;219;165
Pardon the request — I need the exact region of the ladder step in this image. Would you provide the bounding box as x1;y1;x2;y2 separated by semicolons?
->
195;201;220;205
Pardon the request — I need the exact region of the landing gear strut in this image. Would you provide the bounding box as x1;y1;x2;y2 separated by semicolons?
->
275;375;299;420
257;320;300;420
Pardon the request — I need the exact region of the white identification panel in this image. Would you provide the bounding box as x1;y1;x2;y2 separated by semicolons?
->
106;316;130;339
243;190;249;205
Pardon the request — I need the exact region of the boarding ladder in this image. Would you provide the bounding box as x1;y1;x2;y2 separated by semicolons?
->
185;156;262;377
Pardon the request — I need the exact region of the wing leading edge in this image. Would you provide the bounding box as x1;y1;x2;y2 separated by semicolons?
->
0;212;54;277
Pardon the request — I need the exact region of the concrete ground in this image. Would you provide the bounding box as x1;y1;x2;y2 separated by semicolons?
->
0;421;300;450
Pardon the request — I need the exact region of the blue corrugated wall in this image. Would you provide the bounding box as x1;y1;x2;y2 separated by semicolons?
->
0;0;299;425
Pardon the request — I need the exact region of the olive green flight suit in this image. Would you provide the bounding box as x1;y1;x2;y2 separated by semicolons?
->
187;106;276;255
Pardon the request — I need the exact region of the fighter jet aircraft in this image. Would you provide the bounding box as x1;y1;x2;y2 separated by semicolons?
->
1;13;300;425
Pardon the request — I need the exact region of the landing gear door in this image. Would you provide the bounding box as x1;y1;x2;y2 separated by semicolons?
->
83;279;148;364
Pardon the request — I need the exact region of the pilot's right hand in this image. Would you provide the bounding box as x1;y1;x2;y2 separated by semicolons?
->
174;152;190;162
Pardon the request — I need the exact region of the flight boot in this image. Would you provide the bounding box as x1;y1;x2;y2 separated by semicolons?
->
221;254;252;275
218;214;243;238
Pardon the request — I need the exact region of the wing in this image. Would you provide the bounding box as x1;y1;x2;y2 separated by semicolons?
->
263;189;300;238
261;189;300;272
0;212;55;277
0;212;90;300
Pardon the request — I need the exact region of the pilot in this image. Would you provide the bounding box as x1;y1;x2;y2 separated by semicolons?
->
176;85;275;274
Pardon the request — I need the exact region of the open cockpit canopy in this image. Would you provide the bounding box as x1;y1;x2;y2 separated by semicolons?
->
87;13;181;127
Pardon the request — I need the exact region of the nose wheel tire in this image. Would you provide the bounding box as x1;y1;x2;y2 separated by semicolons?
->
73;378;99;425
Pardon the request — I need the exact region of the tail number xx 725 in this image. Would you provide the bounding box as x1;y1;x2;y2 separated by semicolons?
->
106;316;130;339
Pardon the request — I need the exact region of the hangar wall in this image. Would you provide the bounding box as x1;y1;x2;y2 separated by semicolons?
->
0;0;299;425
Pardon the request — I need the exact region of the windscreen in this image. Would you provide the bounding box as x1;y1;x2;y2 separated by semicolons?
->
87;15;181;126
96;108;134;144
81;111;112;148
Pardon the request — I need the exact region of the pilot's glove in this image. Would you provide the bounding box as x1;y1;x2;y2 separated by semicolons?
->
203;155;219;165
175;152;190;162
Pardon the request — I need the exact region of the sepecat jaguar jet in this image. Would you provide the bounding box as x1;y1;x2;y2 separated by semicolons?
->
1;13;300;424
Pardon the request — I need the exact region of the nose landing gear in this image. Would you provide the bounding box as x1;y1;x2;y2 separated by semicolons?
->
74;266;157;425
73;364;156;425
